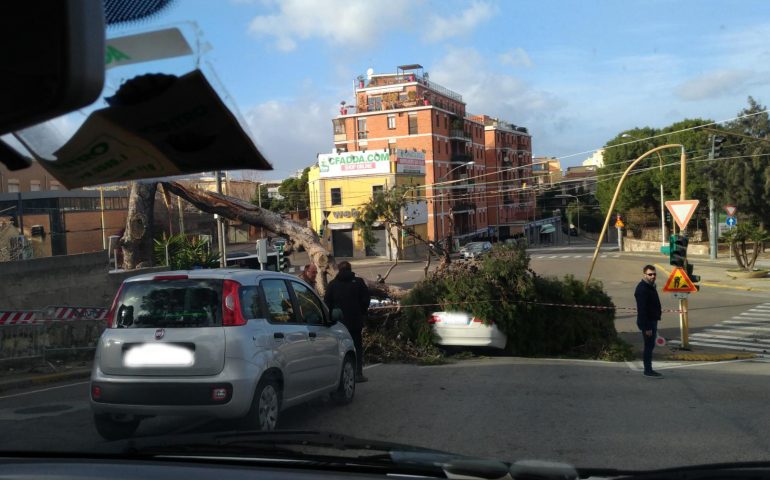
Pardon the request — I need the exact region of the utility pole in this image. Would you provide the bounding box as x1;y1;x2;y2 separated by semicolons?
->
708;135;719;260
216;171;227;267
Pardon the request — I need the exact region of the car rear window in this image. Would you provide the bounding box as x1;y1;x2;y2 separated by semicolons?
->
114;279;223;328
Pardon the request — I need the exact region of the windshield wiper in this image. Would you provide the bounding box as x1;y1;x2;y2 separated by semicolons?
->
115;430;510;478
577;461;770;480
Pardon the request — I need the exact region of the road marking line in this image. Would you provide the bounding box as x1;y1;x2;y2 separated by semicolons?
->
706;325;770;333
687;336;770;349
0;381;89;400
724;319;770;325
625;360;641;372
691;332;770;343
363;363;382;370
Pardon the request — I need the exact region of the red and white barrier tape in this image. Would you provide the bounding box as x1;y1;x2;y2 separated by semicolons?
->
0;306;109;325
369;299;682;314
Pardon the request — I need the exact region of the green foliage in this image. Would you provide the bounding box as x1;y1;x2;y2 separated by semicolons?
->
711;97;770;226
254;168;310;214
354;186;406;247
153;233;220;270
720;222;770;271
398;245;622;359
596;120;712;220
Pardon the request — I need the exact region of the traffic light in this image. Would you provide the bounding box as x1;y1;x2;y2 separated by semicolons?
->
713;136;725;158
277;244;288;271
669;234;688;267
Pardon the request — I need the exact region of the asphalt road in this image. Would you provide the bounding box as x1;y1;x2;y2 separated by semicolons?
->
2;357;770;470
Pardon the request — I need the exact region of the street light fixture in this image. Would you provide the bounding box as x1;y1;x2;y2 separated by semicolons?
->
621;133;666;246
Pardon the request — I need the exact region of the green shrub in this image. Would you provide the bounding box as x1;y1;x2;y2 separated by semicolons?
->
397;245;622;359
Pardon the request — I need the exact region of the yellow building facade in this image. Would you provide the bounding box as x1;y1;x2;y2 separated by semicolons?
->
308;149;428;259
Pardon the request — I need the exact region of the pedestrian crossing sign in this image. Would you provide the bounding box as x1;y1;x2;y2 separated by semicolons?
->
662;267;698;293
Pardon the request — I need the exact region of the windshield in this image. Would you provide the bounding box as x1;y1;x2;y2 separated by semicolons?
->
114;279;223;328
4;0;770;474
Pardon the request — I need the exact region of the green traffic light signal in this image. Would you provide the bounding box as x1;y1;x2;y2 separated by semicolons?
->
669;234;688;267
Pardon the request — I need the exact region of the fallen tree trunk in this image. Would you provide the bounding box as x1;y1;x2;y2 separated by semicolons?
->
121;181;157;269
161;181;407;299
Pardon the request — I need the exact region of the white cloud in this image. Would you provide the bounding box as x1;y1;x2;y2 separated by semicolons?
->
248;0;412;52
430;47;565;122
243;96;335;178
675;69;754;101
423;1;496;43
499;48;533;68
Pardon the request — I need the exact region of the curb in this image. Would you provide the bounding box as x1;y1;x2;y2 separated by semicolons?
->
0;368;91;394
663;352;756;361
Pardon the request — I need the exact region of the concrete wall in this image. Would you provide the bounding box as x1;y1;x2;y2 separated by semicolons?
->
0;251;166;309
624;238;709;256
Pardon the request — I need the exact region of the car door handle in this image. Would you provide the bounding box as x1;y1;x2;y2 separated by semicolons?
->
308;332;317;339
274;332;284;339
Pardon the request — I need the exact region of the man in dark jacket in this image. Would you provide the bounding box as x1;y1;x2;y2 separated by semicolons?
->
324;261;371;382
635;264;663;378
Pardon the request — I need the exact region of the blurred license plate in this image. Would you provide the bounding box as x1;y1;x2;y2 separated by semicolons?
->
123;343;194;367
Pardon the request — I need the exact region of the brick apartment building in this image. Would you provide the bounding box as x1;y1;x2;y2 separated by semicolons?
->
318;64;534;253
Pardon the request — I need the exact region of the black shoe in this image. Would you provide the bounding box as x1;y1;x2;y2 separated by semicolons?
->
355;374;368;383
644;370;663;378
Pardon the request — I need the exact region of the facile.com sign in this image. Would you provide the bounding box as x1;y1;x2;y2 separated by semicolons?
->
318;149;391;178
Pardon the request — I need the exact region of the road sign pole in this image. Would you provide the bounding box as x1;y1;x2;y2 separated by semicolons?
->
680;298;690;349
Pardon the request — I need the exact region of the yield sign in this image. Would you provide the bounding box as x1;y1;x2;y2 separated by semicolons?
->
665;200;699;230
725;205;737;217
662;267;698;293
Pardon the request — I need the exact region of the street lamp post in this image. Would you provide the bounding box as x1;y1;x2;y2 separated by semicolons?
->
622;133;666;246
555;194;579;245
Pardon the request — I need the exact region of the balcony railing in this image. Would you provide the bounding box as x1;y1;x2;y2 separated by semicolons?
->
360;74;463;102
357;132;368;140
450;153;472;164
449;129;471;141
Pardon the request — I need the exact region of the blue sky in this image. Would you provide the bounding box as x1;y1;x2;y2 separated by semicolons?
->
108;0;770;179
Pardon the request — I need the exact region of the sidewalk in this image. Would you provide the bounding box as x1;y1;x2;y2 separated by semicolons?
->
0;361;92;395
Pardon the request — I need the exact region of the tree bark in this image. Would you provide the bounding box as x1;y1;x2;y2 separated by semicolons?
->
121;181;158;269
161;181;408;299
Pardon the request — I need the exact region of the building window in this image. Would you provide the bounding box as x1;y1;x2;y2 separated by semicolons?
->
331;188;342;206
30;181;40;192
444;115;448;129
372;185;384;198
49;182;60;191
357;118;367;139
387;115;396;129
333;118;345;135
435;112;439;127
7;180;19;193
408;114;418;135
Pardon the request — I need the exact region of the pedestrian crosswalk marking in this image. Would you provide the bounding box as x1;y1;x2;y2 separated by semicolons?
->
679;302;770;354
531;254;621;260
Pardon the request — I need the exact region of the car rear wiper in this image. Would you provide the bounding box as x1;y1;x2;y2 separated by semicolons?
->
577;461;770;480
115;430;511;478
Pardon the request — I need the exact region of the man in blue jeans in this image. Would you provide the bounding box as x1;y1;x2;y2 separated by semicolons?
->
635;265;663;378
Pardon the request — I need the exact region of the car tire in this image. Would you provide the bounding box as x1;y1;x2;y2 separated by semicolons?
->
245;377;281;431
93;413;141;441
331;355;356;405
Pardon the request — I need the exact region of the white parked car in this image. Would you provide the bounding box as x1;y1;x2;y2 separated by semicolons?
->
428;311;507;349
460;241;493;260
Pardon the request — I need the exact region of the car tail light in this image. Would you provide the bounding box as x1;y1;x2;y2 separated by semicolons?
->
105;283;125;328
91;385;102;400
428;314;442;324
472;317;494;325
211;387;229;401
222;280;247;326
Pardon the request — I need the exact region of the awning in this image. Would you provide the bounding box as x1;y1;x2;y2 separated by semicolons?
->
540;224;556;234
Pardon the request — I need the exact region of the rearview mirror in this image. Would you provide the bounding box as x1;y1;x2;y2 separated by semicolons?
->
0;0;105;136
331;308;344;324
